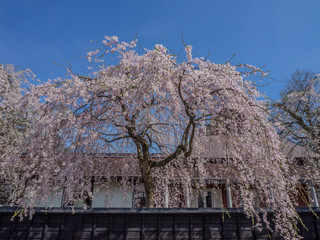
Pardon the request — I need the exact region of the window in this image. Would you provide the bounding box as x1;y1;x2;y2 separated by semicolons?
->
133;191;146;208
62;188;88;208
196;189;223;208
62;193;85;208
0;179;10;205
234;188;260;208
294;157;306;166
197;191;211;208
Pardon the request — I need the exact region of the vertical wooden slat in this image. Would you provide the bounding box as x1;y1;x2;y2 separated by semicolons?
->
125;215;128;240
298;219;303;238
313;213;320;240
189;215;193;240
9;214;17;240
237;215;241;240
92;215;96;240
157;215;160;240
108;215;113;240
80;214;84;240
203;215;207;240
174;215;177;240
221;213;225;240
267;212;272;239
43;215;48;240
141;215;144;240
26;216;33;240
252;215;257;240
312;214;320;239
73;214;83;240
59;214;65;240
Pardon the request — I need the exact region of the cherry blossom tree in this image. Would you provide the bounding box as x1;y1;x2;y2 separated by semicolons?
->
273;70;320;152
271;70;320;181
0;64;38;205
5;37;304;239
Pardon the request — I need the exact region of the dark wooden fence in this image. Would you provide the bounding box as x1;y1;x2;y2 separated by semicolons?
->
0;208;319;239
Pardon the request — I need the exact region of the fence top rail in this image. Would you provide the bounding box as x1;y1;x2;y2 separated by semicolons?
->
0;206;319;215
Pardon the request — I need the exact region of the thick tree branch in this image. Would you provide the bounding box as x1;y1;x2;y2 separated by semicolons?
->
151;79;196;168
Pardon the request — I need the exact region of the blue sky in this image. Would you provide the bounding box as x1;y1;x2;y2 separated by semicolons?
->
0;0;319;99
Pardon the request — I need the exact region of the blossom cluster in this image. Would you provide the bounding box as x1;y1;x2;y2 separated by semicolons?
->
0;37;303;239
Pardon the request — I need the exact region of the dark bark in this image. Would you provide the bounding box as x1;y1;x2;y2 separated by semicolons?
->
140;160;155;207
121;79;197;207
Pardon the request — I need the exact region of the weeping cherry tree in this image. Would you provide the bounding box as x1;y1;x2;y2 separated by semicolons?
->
6;36;304;239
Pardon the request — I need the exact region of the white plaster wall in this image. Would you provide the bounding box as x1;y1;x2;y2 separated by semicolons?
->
92;182;134;208
212;189;223;208
189;190;198;208
36;190;63;208
92;184;108;208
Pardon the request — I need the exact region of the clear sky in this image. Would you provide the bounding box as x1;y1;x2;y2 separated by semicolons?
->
0;0;319;100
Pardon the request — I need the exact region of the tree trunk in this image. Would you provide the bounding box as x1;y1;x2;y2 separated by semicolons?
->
143;172;155;207
140;161;155;208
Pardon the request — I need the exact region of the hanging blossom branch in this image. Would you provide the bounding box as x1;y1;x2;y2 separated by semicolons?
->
3;36;303;239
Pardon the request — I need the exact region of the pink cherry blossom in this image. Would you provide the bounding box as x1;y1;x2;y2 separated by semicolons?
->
1;37;305;239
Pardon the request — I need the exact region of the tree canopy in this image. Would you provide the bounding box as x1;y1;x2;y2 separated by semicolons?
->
272;70;320;181
0;64;39;207
0;37;305;239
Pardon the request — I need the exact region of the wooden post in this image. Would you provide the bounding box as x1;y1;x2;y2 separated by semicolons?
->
186;186;190;208
164;179;169;208
269;187;274;208
311;180;319;207
226;184;232;208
